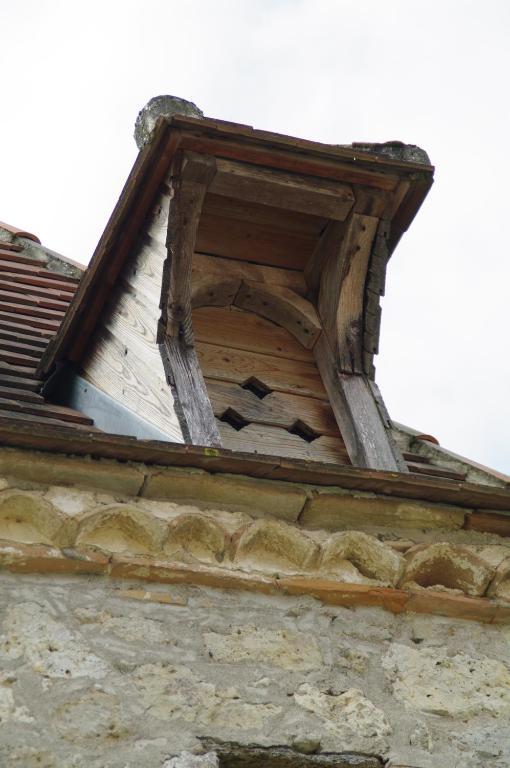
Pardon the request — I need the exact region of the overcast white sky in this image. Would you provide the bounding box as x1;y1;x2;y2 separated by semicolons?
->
1;0;509;474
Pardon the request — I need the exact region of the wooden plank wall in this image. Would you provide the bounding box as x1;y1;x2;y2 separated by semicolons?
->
80;187;183;442
192;253;349;465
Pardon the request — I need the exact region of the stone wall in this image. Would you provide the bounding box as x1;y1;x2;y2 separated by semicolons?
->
0;447;510;767
1;572;510;768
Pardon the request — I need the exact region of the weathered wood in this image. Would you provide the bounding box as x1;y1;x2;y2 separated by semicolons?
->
202;193;327;237
304;219;346;299
362;219;392;376
191;275;241;308
313;334;404;471
234;281;321;349
38;114;433;379
369;380;409;473
160;336;221;447
211;158;355;220
162;150;217;344
196;209;316;270
103;288;160;364
353;186;388;216
218;421;348;464
122;233;166;305
81;329;182;441
207;379;342;437
193;306;314;363
180;132;402;190
197;341;328;400
78;195;183;442
192;252;307;296
314;214;378;373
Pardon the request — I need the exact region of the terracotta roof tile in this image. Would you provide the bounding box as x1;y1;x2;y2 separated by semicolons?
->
0;220;41;243
0;235;93;429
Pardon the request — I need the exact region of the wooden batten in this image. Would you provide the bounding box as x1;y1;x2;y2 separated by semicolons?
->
210;158;355;220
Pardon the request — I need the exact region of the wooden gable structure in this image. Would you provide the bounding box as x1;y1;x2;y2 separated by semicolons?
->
38;109;433;474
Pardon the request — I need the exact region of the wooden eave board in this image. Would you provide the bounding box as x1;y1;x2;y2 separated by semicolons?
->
172;115;435;174
38;114;433;378
0;417;508;513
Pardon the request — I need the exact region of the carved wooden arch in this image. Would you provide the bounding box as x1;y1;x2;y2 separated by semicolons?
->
191;276;321;350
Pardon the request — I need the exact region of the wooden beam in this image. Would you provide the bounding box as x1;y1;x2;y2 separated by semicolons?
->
159;150;220;447
314;334;405;471
161;150;217;344
234;281;321;349
308;214;378;373
160;335;221;447
210;158;355;220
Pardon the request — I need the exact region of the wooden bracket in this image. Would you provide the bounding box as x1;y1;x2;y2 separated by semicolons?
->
307;213;378;374
161;150;217;345
159;150;221;447
314;334;406;472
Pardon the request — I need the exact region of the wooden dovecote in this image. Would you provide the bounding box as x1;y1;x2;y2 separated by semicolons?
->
39;111;434;472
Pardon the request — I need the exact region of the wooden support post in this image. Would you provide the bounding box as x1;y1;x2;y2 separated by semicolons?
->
159;150;221;447
314;334;406;472
160;335;221;446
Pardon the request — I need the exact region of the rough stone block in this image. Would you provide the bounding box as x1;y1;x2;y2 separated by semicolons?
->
401;542;492;596
142;468;307;522
233;519;319;574
383;642;510;717
301;490;466;532
203;625;323;670
0;448;145;496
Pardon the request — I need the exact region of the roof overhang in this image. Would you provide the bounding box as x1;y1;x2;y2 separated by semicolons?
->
38;115;434;377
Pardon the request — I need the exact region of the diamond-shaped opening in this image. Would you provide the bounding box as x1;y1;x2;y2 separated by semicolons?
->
219;408;249;431
241;377;272;400
288;420;319;443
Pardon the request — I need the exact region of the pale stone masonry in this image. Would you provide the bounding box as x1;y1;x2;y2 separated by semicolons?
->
0;446;509;767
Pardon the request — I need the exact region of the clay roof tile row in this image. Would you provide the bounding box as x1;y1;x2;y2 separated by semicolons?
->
0;231;93;430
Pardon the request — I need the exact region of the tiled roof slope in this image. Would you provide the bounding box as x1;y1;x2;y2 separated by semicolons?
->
0;228;92;429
